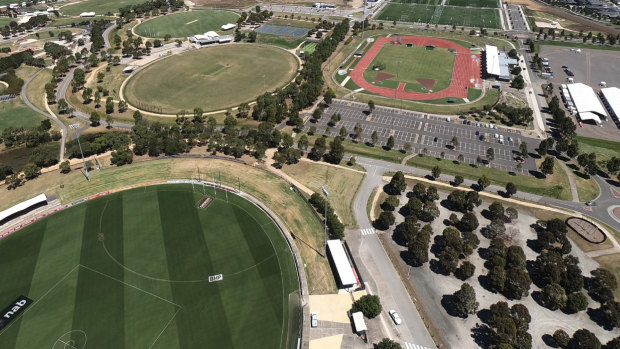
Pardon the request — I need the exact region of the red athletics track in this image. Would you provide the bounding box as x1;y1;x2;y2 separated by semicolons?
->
349;36;482;100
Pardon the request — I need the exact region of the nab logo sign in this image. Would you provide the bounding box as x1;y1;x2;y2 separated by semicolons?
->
0;296;32;331
209;274;223;283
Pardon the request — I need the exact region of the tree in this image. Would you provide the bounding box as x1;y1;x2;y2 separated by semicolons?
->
453;175;464;186
110;148;133;166
386;135;395;150
89;111;101;125
371;130;378;145
553;329;570;348
540;156;555;176
323;88;335;104
376;338;401;349
351;294;382;318
388;171;406;195
486;147;495;162
247;31;257;42
505;207;518;222
298;135;309;152
599;300;620;329
57;98;69;113
376;211;395;230
431;165;441;179
458;212;479;232
541;283;567;310
478;175;490;190
451;283;478;317
488;201;505;221
308;137;326;161
510;75;525;89
105;114;113;128
457;154;464;164
23;163;41;180
505;182;517;197
381;196;400;211
456;261;475;280
568;329;601;349
353;122;362;141
82;87;92;102
367;100;375;113
105;97;114;114
519;142;528;158
451;136;459;148
404;142;412;153
564;292;588;313
59;160;71;173
339;126;347;140
94;91;101;107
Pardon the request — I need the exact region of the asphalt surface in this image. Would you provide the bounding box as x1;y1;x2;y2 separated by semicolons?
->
21;69;68;160
310;99;539;173
505;4;529;32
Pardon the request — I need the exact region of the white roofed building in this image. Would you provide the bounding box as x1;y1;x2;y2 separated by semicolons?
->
326;239;358;288
600;87;620;124
566;83;607;124
221;23;236;31
80;12;95;17
0;194;48;225
484;45;500;78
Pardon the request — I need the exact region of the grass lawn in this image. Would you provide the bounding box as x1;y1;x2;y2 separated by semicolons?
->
86;63;128;100
280;160;365;228
534;40;620;53
564;161;600;202
595;254;620;301
59;0;147;16
363;45;455;93
446;0;499;7
406;155;573;200
134;10;239;38
575;136;620;162
25;68;52;115
0;184;299;348
0;99;46;130
124;45;298;113
256;32;306;50
377;3;502;29
0;157;336;294
467;88;483;100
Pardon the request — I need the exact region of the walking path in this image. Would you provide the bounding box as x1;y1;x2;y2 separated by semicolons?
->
558;160;579;202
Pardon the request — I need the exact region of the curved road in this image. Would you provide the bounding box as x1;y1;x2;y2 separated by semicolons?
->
21;69;68;160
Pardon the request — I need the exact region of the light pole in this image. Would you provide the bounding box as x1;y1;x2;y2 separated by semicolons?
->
70;123;89;181
321;185;329;256
396;60;401;107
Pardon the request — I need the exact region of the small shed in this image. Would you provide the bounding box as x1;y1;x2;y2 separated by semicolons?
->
354;50;364;56
352;312;367;334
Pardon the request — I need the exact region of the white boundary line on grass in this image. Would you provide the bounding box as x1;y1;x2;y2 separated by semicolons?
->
148;307;180;349
0;264;80;338
78;264;181;308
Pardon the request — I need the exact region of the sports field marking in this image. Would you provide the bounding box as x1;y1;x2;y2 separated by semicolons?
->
0;265;80;337
148;308;180;349
51;330;87;349
185;19;198;25
56;339;78;349
78;264;181;308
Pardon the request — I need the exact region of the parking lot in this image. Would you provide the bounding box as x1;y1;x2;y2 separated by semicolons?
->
305;100;538;174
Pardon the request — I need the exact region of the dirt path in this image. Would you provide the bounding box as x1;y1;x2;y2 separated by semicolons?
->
558;160;579;202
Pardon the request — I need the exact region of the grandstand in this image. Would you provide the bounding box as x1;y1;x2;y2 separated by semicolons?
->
188;30;233;45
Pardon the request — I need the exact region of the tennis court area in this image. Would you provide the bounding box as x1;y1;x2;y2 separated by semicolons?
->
256;24;309;37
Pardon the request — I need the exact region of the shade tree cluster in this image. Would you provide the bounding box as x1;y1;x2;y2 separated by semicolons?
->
484;238;531;300
475;301;532;349
309;192;345;239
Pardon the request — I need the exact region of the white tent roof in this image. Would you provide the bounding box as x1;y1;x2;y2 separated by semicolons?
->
327;239;357;286
601;87;620;117
221;23;236;30
566;83;607;121
0;193;47;223
578;112;601;124
485;45;500;76
204;31;218;37
352;311;367;332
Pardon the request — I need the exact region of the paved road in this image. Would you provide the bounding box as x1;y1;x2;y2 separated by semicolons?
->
505;4;530;32
102;22;117;51
21;69;68;160
350;164;437;349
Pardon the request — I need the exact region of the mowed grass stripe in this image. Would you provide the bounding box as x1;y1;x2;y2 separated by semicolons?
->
157;189;234;347
71;198;125;347
121;188;180;348
13;206;86;348
0;221;47;348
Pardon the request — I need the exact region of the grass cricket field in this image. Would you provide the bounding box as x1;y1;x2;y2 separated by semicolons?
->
134;10;239;39
0;184;299;349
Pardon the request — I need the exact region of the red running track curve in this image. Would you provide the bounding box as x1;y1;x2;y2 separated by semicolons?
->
349;36;482;101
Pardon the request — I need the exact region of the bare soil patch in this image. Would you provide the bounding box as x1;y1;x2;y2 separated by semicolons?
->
566;217;607;244
374;72;394;83
417;78;435;90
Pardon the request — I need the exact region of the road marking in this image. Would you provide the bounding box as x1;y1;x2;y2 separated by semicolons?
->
360;228;375;236
404;343;432;349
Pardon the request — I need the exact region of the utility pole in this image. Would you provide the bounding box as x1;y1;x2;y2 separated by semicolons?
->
70;123;89;181
361;0;367;40
321;186;329;257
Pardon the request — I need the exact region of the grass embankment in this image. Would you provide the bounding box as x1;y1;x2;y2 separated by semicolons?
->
575;136;620;162
406;155;573;200
280;161;365;228
0;157;337;294
25;68;52;113
534;40;620;53
596;254;620;301
297;133;407;164
0;99;47;130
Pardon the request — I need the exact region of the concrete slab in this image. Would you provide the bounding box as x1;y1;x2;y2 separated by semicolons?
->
309;294;356;324
309;334;343;349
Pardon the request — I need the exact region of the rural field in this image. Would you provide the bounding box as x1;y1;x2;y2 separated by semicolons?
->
59;0;146;16
363;45;456;93
124;44;298;113
134;10;239;38
0;99;47;130
0;184;299;349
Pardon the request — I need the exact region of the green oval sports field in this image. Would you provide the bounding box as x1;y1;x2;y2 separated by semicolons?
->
0;184;299;349
134;10;239;38
123;45;298;113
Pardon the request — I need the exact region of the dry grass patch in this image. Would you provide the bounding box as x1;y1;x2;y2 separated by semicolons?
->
280;160;365;228
595;253;620;301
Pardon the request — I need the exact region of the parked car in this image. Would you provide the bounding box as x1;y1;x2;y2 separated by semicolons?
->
433;137;438;142
566;70;574;77
389;310;402;325
585;201;597;206
311;312;318;327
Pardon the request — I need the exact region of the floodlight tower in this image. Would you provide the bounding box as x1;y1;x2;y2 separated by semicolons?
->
361;0;367;39
70;123;89;181
321;185;329;256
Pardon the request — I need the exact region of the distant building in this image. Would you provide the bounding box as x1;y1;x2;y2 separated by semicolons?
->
483;45;518;81
221;23;236;31
600;87;620;123
566;83;608;124
79;12;95;17
188;31;233;45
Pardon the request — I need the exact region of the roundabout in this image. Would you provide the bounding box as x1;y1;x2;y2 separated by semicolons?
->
123;44;298;113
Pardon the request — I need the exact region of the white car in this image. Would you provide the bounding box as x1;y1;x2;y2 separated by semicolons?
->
389;310;402;325
311;312;318;328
